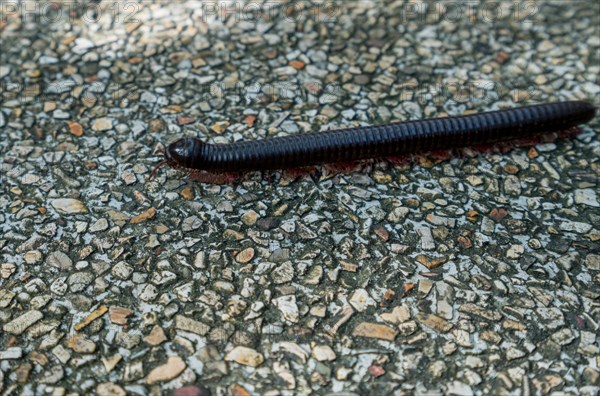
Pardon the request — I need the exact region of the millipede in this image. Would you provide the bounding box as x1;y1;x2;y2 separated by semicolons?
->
151;101;597;176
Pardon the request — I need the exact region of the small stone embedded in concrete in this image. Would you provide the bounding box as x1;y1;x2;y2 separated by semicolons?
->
47;251;73;270
74;305;108;331
273;295;300;323
109;306;133;325
144;325;168;346
3;310;43;334
349;288;376;312
50;198;88;214
175;315;210;335
380;305;411;324
102;354;123;373
352;322;398;341
225;346;264;367
92;118;114;131
574;189;598;207
97;383;126;396
67;333;96;353
0;347;23;360
146;356;187;384
130;207;156;224
236;247;255;264
271;262;294;284
415;312;453;332
311;345;336;362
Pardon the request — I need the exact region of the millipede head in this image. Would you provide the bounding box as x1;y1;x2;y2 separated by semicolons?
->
165;137;203;169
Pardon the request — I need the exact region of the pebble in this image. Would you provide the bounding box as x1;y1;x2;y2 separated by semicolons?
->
67;334;96;353
559;221;593;234
0;347;23;360
236;248;255;264
416;227;436;250
109;306;133;325
0;65;10;79
130;208;156;224
89;218;109;233
92;118;114;132
447;381;473;396
3;310;43;334
348;289;375;312
97;383;126;396
416;255;448;270
53;109;70;119
50;199;88;214
225;346;264;367
574;189;598;207
112;261;133;280
415;312;453;332
146;356;187;384
503;176;522;196
311;345;336;362
144;326;168;346
352;322;398;341
273;295;300;323
380;306;411;324
271;262;294;284
175;315;210;336
506;245;524;259
388;207;409;222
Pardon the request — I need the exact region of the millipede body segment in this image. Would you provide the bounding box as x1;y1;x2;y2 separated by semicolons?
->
160;101;596;172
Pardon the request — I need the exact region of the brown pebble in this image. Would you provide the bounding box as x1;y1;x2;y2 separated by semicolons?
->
368;365;386;377
527;147;539;159
495;50;511;64
211;121;230;134
67;333;96;353
489;208;508;222
373;225;389;242
383;289;395;301
172;385;212;396
503;164;519;174
149;119;165;132
177;116;195;126
161;105;182;114
243;115;256;127
289;60;305;70
457;235;473;249
416;255;448;269
146;356;186;384
15;362;32;383
228;384;250;396
181;187;194;200
236;247;255;264
130;208;156;224
466;210;479;222
109;306;133;325
144;325;167;346
67;121;83;137
352;322;398;341
74;305;108;331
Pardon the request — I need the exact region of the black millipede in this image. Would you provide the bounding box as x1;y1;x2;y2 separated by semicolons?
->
151;101;597;175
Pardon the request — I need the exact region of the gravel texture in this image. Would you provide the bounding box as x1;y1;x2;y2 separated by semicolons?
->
0;1;599;395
